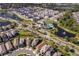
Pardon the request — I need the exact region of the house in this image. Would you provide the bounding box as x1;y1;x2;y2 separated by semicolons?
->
45;51;51;56
26;38;32;47
53;52;62;56
40;45;50;54
0;43;7;55
34;24;41;28
5;31;13;38
19;38;26;47
45;47;55;56
36;42;45;50
73;12;79;24
31;38;41;48
11;37;19;49
1;26;6;31
0;27;3;32
0;37;3;43
5;41;13;51
10;30;19;36
19;38;25;45
0;33;9;42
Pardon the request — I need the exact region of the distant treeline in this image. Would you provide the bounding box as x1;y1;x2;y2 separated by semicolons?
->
0;3;79;12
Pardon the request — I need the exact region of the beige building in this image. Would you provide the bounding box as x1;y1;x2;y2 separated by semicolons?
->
0;43;7;55
5;41;13;51
25;37;31;47
11;36;20;49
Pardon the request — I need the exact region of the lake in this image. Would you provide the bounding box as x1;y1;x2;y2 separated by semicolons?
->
0;22;11;26
55;25;76;38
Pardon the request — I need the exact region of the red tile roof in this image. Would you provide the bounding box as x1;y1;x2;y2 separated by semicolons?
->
36;42;45;50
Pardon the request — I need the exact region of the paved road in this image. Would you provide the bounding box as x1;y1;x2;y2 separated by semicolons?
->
6;48;36;56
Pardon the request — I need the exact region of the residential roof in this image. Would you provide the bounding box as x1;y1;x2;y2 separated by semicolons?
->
45;51;51;56
5;41;13;51
36;42;45;50
0;43;6;54
31;38;40;47
11;37;19;48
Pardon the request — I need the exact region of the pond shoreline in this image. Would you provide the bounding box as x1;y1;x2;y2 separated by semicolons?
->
54;24;76;38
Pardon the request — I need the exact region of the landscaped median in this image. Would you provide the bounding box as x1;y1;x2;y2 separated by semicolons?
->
17;53;30;56
58;24;78;35
0;19;9;22
22;20;33;25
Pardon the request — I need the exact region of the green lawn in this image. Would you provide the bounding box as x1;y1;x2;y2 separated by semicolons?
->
19;30;35;39
0;19;9;22
46;19;54;24
0;9;8;13
23;20;33;25
17;53;30;56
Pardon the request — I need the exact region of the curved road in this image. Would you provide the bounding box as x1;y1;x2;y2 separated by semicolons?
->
6;48;36;56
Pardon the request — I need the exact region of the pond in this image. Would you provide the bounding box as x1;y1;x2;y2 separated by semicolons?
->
0;12;22;20
55;25;76;38
0;22;11;26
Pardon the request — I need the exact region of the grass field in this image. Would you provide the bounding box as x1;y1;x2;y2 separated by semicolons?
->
17;53;30;56
0;19;9;22
19;30;35;39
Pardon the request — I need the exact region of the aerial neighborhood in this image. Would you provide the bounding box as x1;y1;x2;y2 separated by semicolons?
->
0;3;79;56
